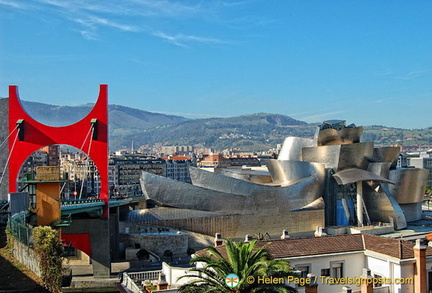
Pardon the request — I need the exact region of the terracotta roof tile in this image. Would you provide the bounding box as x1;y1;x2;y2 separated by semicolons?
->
363;234;432;259
259;234;365;258
205;234;432;260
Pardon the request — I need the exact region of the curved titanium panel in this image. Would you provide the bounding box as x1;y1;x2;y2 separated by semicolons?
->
278;137;316;161
302;142;374;171
333;168;394;185
318;129;342;146
127;207;225;222
140;171;248;214
363;183;407;230
337;142;374;170
200;164;324;213
294;197;325;211
367;162;392;179
398;202;423;222
215;168;273;184
372;147;400;169
144;166;324;215
190;167;262;196
302;145;341;169
249;175;324;214
339;127;363;144
266;160;325;185
387;168;428;204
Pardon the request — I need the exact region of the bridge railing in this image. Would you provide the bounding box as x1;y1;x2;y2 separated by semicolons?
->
61;199;104;206
7;212;33;247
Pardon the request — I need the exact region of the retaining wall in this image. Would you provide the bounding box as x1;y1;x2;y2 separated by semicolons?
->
12;239;41;277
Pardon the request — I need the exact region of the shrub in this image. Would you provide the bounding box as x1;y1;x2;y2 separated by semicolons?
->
32;226;64;293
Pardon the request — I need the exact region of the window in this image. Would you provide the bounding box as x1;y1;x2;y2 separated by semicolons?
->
330;261;344;279
321;268;330;277
373;274;382;287
295;264;311;285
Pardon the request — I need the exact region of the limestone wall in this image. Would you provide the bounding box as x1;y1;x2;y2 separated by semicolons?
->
119;222;214;256
126;233;189;257
133;209;324;239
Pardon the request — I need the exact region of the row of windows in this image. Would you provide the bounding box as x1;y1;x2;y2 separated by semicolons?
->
295;261;344;284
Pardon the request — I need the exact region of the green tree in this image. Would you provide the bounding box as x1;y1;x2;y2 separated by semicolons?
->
33;226;64;293
178;239;298;293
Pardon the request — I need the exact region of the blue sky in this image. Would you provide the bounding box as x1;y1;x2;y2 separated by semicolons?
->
1;1;431;129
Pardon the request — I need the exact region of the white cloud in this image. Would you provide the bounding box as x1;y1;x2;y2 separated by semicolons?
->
301;110;349;123
0;0;25;9
153;31;226;47
3;0;250;45
77;16;139;32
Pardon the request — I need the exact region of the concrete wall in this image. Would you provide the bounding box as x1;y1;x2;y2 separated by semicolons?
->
162;262;194;288
133;209;324;239
63;248;90;265
62;218;111;277
0;98;8;200
109;206;121;260
12;239;41;277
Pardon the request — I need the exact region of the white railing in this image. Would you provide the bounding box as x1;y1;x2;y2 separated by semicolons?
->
121;272;145;293
128;270;161;281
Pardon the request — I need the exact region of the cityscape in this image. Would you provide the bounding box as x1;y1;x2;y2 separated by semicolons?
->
1;89;432;293
1;1;432;293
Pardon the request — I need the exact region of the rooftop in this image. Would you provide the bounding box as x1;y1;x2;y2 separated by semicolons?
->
207;234;432;260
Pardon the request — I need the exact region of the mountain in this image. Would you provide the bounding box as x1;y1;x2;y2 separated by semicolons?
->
115;113;315;151
108;105;188;137
17;100;432;152
21;101;189;150
21;101;188;129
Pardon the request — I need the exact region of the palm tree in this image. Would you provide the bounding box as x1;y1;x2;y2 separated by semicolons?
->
178;239;298;293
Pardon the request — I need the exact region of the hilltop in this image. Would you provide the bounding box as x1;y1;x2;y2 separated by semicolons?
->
15;100;432;152
114;113;315;151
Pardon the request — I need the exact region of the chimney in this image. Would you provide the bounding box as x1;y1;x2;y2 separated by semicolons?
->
314;226;327;237
156;272;168;290
414;238;426;293
214;233;223;247
360;268;373;293
281;230;290;240
305;274;318;293
244;234;253;242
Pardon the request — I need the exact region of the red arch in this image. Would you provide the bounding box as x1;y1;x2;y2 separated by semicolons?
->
8;85;108;216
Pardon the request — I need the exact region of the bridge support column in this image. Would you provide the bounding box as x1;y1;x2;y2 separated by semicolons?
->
62;218;111;278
